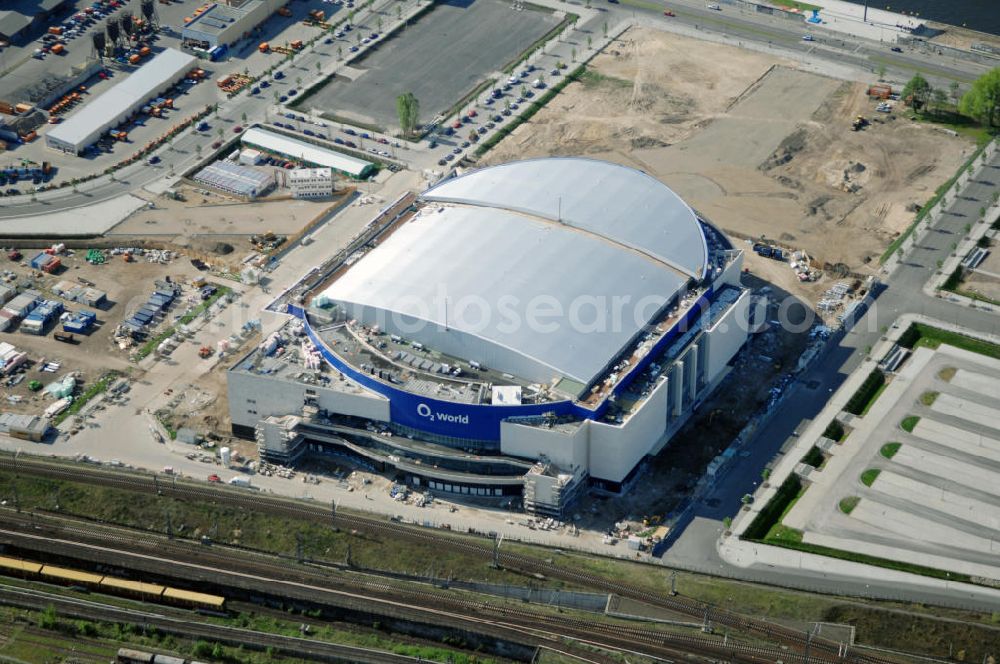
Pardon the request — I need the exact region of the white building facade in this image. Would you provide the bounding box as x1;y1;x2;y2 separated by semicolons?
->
288;168;334;199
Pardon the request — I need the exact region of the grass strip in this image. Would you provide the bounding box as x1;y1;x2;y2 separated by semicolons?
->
860;468;881;487
839;496;860;514
52;371;122;426
844;369;886;416
476;65;585;157
135;286;231;361
880;442;901;459
762;538;972;583
881;139;993;263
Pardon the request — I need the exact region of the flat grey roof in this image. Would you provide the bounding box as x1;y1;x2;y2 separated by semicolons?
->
0;11;31;37
242;127;373;177
422;158;708;279
183;1;257;36
47;48;195;147
322;161;696;385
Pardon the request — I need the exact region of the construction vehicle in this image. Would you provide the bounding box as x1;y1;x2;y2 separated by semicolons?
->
7;250;21;261
867;84;892;99
851;115;868;131
198;346;213;358
258;41;270;53
290;39;303;50
250;231;286;251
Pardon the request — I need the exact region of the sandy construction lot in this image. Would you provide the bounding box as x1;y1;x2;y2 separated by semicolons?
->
484;28;974;282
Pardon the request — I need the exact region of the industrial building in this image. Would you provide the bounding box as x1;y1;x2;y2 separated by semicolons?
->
0;0;67;44
288;168;334;199
228;159;759;515
45;49;196;155
241;127;375;179
181;0;284;50
0;413;50;442
193;160;274;198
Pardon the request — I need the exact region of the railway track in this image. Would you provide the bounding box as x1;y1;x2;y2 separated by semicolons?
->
0;585;429;664
0;514;788;664
0;454;909;663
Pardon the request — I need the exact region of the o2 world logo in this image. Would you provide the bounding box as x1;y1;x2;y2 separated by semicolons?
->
417;403;469;425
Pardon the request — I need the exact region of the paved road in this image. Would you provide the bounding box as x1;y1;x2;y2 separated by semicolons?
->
662;146;1000;609
1;0;991;220
0;0;416;220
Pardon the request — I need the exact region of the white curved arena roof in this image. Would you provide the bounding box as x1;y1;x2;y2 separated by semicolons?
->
422;158;708;279
321;159;710;386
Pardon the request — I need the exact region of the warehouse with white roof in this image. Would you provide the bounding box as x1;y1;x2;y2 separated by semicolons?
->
46;49;196;155
228;159;760;514
241;127;375;179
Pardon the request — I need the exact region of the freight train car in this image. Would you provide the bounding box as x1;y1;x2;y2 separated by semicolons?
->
0;555;225;612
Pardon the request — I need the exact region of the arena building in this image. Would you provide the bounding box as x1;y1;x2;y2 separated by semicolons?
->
228;158;760;515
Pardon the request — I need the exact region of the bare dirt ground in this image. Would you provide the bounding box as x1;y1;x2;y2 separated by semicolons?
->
958;237;1000;303
110;184;350;269
0;251;204;415
484;28;974;299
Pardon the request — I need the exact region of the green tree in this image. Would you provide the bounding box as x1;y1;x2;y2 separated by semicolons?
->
39;604;57;629
902;72;931;111
396;91;420;136
930;87;948;113
949;80;961;104
338;45;343;60
241;112;247;124
959;67;1000;128
876;63;886;81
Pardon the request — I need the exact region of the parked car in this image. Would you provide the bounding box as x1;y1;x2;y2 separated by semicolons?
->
232;125;243;133
890;46;903;52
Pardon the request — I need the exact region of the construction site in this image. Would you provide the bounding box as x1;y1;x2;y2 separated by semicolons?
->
483;28;975;306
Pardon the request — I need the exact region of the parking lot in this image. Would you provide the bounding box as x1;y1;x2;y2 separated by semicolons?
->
785;343;1000;579
0;0;334;186
300;0;560;130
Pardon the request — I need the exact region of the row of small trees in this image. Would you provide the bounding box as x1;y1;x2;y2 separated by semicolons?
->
902;67;1000;128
